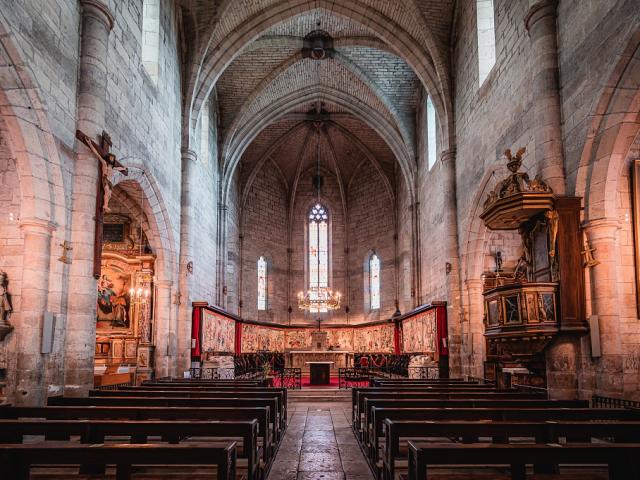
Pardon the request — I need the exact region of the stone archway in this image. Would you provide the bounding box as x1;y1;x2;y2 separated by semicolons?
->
0;14;68;405
573;31;640;398
110;167;179;379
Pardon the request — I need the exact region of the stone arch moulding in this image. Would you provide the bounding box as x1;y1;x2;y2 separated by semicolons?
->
111;165;178;286
184;0;453;154
0;13;66;230
221;86;416;207
575;30;640;223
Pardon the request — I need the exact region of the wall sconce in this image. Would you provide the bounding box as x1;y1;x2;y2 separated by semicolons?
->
445;262;452;275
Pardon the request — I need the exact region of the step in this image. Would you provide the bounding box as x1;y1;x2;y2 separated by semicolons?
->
288;389;351;402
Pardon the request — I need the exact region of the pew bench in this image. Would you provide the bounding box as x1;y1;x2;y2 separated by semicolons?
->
0;406;274;466
0;419;260;480
89;388;288;432
405;442;640;480
384;420;640;480
0;442;238;480
367;406;640;466
47;396;283;442
357;399;588;444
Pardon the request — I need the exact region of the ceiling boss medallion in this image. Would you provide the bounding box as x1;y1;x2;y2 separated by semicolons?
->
302;30;334;60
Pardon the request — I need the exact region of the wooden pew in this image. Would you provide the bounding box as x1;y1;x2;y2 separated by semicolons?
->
0;442;237;480
370;378;472;385
358;400;588;448
47;396;282;436
0;418;259;480
406;441;640;480
0;406;274;465
354;394;563;435
385;420;640;480
368;407;640;471
352;387;528;423
89;388;288;431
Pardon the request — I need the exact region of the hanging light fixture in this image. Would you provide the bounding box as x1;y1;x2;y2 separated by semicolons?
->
297;100;341;313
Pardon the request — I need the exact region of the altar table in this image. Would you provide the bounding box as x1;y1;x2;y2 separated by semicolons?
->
287;351;353;369
306;361;334;385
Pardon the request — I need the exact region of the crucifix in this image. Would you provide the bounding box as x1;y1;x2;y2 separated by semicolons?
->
76;129;128;278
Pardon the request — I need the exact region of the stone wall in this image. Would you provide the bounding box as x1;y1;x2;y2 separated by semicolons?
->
240;159;289;322
347;163;396;323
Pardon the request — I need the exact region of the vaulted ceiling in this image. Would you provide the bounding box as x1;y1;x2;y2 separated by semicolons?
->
179;1;457;200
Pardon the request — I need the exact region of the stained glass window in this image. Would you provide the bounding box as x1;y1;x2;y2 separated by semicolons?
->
309;203;329;313
257;256;267;311
476;0;496;86
370;254;381;310
426;96;437;170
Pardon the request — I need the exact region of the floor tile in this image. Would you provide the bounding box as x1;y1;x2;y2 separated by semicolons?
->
267;401;373;480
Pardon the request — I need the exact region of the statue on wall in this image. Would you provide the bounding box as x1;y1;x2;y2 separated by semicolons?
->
0;270;12;326
0;270;14;340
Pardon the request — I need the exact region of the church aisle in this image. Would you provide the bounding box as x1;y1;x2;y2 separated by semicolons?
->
267;402;373;480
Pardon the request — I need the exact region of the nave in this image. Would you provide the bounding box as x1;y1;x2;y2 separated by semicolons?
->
2;373;640;479
267;400;372;480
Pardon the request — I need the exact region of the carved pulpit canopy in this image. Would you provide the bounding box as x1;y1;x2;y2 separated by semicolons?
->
480;148;554;230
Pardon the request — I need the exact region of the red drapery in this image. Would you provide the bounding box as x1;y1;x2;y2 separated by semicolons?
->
191;306;202;360
393;323;401;354
235;322;242;354
435;304;449;356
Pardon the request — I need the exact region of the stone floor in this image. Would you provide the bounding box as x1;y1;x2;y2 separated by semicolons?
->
267;402;374;480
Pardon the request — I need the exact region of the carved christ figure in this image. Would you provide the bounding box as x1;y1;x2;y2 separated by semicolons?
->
75;130;128;213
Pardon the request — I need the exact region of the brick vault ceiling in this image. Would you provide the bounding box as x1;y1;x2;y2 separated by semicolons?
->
211;7;432;193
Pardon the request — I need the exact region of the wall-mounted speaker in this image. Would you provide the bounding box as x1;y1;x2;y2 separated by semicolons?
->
41;312;55;354
589;314;601;358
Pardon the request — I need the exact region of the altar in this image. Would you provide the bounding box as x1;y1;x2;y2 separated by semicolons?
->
287;351;353;370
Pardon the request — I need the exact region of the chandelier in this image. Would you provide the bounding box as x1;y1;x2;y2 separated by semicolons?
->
297;287;342;311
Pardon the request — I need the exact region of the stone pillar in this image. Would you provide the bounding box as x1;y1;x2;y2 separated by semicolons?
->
64;0;114;396
441;148;462;377
178;148;197;375
410;201;422;306
14;218;55;405
216;202;228;308
153;280;173;379
583;218;622;397
465;278;485;379
525;0;566;195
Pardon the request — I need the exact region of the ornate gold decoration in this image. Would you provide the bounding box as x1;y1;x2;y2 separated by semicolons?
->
480;147;555;230
484;148;552;209
58;241;73;264
545;210;559;258
581;236;599;268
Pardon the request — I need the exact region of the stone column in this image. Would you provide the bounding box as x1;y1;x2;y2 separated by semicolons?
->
14;218;55;405
178;148;197;375
216;202;228;308
153;280;173;379
583;218;622;397
441;148;462;377
525;0;566;195
466;278;485;379
64;0;114;396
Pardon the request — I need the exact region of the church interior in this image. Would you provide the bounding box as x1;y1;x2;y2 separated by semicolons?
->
0;0;640;478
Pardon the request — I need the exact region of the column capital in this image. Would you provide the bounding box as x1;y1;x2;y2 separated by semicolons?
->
19;217;56;236
156;280;173;289
181;148;198;163
440;148;457;164
582;217;620;241
524;0;558;33
80;0;114;31
465;278;483;290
